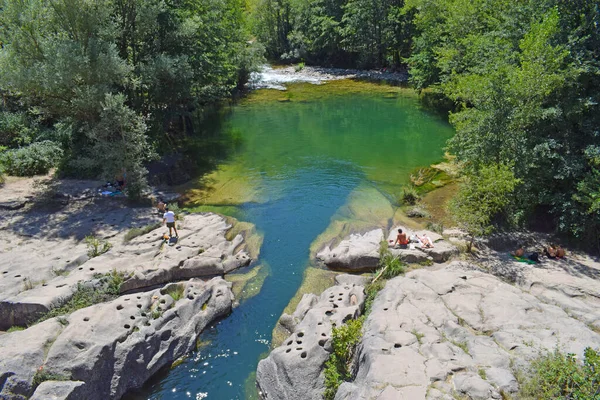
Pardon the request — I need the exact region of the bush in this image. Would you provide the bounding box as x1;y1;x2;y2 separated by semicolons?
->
400;185;420;205
520;347;600;400
32;367;70;390
1;141;63;176
85;235;112;258
36;270;126;323
323;317;364;400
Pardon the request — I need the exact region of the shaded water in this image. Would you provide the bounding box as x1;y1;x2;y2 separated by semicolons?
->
130;82;453;399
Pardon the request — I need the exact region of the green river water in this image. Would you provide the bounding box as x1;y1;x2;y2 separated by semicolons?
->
131;80;454;399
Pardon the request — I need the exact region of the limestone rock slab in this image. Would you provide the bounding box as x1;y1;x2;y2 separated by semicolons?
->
316;229;383;271
0;278;233;400
256;277;365;400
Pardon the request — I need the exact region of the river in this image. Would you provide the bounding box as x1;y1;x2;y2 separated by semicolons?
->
128;70;454;399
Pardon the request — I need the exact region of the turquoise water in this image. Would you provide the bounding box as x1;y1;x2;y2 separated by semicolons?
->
128;83;453;399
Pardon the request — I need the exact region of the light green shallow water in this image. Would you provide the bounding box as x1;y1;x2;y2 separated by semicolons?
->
132;81;454;400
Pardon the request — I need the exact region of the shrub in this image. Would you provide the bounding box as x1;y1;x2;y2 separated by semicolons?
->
36;270;126;323
448;164;520;252
32;367;70;390
323;317;364;400
0;141;63;176
85;235;112;258
400;185;420;205
165;284;185;302
294;62;305;72
520;347;600;400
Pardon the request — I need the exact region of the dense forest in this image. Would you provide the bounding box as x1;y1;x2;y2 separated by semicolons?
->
0;0;262;197
255;0;600;250
1;0;599;249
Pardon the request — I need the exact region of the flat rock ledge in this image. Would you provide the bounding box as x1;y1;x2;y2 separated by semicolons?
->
0;278;233;400
335;263;600;400
256;275;366;400
316;226;458;271
0;213;252;330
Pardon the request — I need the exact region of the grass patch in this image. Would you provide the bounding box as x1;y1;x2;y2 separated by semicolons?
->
363;280;385;315
35;270;125;324
450;339;470;355
519;347;600;400
412;329;425;345
32;367;70;390
374;241;406;281
7;326;25;333
165;284;185;302
85;235;112;258
124;222;161;242
323;317;364;400
478;368;487;380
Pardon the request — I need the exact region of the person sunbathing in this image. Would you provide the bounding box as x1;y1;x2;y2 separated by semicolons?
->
418;234;434;248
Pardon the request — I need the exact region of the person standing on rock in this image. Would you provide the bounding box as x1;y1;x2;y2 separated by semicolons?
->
163;207;178;238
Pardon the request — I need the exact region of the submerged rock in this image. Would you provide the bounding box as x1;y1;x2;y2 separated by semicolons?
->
256;275;365;400
0;278;233;400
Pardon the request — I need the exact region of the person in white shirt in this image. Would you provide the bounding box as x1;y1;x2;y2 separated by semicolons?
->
162;207;178;238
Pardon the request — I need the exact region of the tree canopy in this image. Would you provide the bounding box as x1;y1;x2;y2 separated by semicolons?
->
0;0;261;196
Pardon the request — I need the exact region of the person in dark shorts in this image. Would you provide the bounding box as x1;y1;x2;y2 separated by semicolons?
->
163;207;178;238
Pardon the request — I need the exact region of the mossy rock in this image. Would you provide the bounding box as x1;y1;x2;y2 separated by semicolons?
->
226;264;269;304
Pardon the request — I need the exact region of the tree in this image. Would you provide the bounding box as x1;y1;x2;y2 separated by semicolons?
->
449;164;520;252
72;93;153;199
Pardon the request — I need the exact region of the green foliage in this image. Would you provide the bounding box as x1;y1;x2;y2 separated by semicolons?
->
0;0;261;195
85;235;112;258
0;141;63;176
249;0;414;68
378;253;406;279
323;317;364;399
400;185;419;205
363;280;385;315
32;368;70;390
520;347;600;400
165;284;185;302
407;0;600;250
6;326;25;333
36;270;125;323
449;164;519;250
124;222;162;242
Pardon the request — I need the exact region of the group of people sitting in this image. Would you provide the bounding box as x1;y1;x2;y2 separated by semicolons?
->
390;228;434;249
511;243;565;263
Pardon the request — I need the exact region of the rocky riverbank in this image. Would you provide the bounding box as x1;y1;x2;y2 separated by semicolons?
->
0;177;261;399
258;228;600;400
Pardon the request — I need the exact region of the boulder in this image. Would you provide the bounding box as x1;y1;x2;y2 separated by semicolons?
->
0;278;233;400
420;240;460;263
316;229;383;271
256;279;365;400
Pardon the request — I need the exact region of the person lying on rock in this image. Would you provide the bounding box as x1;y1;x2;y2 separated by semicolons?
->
544;244;565;259
163;207;178;238
511;245;525;257
418;234;434;248
392;229;409;249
